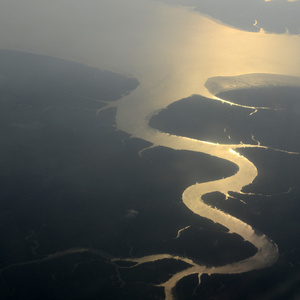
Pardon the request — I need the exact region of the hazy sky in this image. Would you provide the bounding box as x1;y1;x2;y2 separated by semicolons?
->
162;0;300;34
0;0;166;73
0;0;299;82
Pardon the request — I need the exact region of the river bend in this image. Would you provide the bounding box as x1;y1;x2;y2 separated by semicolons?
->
114;73;300;299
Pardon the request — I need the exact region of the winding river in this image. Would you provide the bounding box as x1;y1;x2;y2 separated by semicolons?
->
115;70;300;298
1;1;300;298
110;5;300;298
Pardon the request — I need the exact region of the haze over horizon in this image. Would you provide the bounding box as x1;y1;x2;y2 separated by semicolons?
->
0;1;300;299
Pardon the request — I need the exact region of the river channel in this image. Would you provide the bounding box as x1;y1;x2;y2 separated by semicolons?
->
1;1;300;298
112;3;300;299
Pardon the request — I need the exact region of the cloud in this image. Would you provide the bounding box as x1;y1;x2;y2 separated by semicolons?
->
125;209;139;218
162;0;300;34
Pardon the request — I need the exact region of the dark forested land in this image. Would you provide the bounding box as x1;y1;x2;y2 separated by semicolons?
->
0;51;254;300
150;87;300;152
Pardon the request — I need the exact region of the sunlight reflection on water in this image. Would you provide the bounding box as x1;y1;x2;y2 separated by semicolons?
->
1;1;300;298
